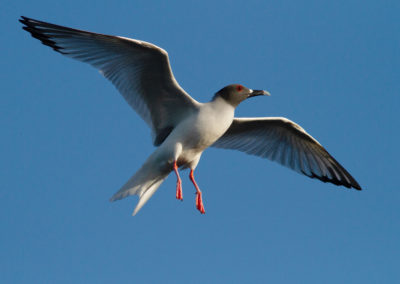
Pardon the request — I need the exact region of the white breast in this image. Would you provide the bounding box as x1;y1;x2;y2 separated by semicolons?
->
184;97;235;149
158;97;235;168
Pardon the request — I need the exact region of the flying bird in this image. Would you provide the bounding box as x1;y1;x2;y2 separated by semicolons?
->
19;16;362;215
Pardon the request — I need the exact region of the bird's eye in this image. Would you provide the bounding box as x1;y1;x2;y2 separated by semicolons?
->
236;85;243;92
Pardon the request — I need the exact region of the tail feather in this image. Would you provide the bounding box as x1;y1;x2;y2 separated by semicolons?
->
132;178;166;216
109;155;170;215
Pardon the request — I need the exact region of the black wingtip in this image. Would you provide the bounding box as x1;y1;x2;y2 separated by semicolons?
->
304;146;363;191
19;16;67;54
19;16;32;26
352;182;362;191
301;169;362;191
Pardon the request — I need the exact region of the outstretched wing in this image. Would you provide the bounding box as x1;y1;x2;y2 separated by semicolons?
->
20;16;199;146
212;117;361;189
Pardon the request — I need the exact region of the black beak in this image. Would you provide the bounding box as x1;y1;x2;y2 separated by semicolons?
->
248;89;270;98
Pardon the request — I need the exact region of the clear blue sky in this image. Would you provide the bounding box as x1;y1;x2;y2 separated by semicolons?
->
2;0;399;283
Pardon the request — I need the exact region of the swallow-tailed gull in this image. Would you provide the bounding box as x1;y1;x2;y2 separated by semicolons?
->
20;16;362;215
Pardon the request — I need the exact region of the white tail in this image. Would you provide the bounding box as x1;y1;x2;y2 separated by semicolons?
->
109;154;170;215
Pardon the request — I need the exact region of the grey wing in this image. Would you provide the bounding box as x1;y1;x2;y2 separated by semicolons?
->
212;117;361;190
20;16;199;146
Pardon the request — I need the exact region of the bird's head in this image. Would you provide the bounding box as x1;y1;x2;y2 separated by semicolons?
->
213;84;270;107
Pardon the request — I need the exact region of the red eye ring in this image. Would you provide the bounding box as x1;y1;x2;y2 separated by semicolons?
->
236;85;243;92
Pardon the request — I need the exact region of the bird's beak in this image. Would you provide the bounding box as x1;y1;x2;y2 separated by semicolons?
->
248;89;271;98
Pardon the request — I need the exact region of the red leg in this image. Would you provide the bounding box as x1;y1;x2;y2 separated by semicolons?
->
189;170;205;214
173;161;183;200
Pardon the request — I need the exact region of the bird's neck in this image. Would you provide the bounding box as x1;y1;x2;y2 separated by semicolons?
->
209;96;237;113
210;95;239;109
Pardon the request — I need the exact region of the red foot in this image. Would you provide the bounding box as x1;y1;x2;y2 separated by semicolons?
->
173;161;183;201
190;170;205;214
196;191;205;214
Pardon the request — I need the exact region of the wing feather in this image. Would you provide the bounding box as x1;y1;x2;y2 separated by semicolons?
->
20;16;199;145
213;117;361;189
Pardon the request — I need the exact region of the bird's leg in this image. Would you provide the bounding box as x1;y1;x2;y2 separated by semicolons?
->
189;170;205;214
173;161;183;200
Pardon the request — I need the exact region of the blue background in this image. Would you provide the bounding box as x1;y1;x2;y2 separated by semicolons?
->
2;0;399;283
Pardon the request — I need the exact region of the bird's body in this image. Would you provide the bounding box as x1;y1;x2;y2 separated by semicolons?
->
171;97;236;164
111;95;236;214
20;16;362;215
